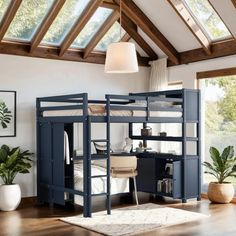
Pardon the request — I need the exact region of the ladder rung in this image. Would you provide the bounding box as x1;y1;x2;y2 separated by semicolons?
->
92;193;108;197
91;175;107;178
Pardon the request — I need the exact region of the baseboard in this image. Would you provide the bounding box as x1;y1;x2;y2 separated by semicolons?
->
201;193;236;203
19;196;37;209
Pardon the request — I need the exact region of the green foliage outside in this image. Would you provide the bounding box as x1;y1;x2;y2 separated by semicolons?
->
205;76;236;134
0;145;32;185
203;146;236;183
204;76;236;186
185;0;230;40
5;0;54;41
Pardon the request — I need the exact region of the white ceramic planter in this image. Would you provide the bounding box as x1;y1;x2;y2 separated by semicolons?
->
208;182;235;203
0;184;21;211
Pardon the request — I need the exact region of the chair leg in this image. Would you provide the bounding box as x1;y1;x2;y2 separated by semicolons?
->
133;176;139;205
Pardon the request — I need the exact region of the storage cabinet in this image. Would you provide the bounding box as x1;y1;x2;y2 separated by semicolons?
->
131;89;201;202
137;156;182;199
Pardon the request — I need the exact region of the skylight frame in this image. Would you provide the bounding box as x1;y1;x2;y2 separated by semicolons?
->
182;0;233;43
3;0;56;43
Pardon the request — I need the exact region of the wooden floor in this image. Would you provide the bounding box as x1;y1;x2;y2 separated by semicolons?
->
0;197;236;236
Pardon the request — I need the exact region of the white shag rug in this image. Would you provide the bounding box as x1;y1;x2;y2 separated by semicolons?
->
60;203;209;236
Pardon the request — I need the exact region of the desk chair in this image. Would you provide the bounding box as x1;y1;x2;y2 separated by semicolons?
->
110;156;139;205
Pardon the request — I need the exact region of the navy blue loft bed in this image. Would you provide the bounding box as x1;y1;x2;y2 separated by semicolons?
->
36;89;201;217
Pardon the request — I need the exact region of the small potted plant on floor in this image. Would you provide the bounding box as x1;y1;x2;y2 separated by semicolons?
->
203;146;236;203
0;144;32;211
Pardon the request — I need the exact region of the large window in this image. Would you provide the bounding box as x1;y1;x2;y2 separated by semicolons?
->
4;0;55;42
42;0;91;46
199;76;236;191
183;0;232;41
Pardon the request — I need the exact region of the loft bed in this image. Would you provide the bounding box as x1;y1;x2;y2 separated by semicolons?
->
36;89;201;217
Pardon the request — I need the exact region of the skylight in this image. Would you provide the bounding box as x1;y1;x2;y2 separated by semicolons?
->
183;0;232;41
95;21;126;51
0;0;11;23
4;0;55;42
71;7;113;49
42;0;91;46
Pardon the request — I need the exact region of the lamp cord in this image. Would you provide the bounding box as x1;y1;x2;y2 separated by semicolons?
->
120;0;122;40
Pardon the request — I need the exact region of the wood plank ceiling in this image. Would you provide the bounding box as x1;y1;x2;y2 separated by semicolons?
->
0;0;235;67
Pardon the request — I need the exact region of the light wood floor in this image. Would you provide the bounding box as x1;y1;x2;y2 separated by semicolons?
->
0;197;236;236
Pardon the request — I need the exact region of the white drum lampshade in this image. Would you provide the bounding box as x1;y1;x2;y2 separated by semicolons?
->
105;42;139;73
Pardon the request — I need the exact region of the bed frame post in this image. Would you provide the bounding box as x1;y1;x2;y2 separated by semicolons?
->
197;91;202;201
36;98;42;204
182;89;187;203
83;94;92;217
106;95;111;215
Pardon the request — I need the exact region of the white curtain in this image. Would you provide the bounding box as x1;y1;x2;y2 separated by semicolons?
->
149;58;168;92
148;58;168;152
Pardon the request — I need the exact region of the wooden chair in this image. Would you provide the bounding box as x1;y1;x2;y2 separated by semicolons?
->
110;156;139;205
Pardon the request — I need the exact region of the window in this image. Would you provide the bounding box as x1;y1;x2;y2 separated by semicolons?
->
0;0;11;23
95;21;125;51
183;0;232;41
71;7;113;49
42;0;91;46
4;0;55;42
199;76;236;192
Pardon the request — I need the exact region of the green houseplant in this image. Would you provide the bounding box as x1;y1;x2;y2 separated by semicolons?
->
0;145;32;211
203;146;236;203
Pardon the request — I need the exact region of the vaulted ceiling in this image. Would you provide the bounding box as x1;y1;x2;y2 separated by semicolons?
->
0;0;235;67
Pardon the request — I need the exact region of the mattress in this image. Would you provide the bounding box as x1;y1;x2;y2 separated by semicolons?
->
73;163;129;206
43;104;182;117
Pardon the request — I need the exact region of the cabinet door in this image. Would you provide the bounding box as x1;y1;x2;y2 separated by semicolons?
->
137;158;156;193
173;161;181;198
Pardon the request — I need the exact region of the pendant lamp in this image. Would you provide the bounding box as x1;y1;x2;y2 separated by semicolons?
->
104;0;138;73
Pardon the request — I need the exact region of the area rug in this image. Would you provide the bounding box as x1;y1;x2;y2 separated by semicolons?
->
60;203;209;236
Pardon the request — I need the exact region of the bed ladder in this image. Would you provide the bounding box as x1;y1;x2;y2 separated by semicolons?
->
84;116;111;217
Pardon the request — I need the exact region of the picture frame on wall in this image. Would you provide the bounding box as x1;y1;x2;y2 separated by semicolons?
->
0;90;16;137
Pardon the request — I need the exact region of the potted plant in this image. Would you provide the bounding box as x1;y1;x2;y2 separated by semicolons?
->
0;144;32;211
203;146;236;203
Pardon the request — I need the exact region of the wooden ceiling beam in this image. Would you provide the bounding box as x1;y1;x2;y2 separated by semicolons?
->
0;41;150;66
121;14;158;60
168;39;236;66
59;0;103;57
118;0;179;64
83;11;120;59
101;1;119;11
168;0;211;55
30;0;66;53
0;0;22;41
120;33;131;42
232;0;236;8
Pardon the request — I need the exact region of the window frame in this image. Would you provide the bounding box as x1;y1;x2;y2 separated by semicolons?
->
182;0;233;43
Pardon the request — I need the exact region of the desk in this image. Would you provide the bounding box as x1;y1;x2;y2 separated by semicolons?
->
110;152;199;202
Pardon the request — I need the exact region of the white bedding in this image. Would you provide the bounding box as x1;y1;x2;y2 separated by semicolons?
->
74;163;129;206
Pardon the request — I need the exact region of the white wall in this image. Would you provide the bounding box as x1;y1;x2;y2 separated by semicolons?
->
0;54;149;197
168;55;236;88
